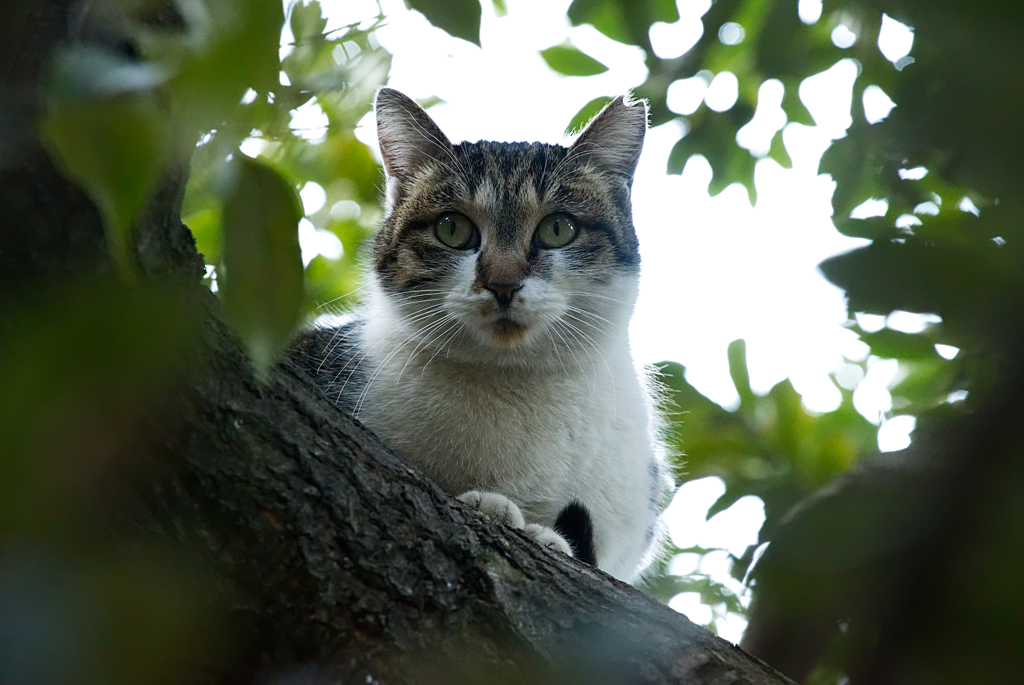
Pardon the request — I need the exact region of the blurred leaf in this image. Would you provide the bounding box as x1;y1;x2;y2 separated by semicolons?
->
820;241;989;319
728;339;755;407
858;329;939;361
567;0;631;44
47;45;169;98
408;0;482;45
707;487;747;520
564;96;612;134
755;1;837;80
567;0;678;48
44;65;171;278
219;156;304;379
820;118;903;221
666;132;691;176
0;278;200;526
767;129;792;169
540;44;609;76
781;88;817;127
682;104;757;200
833;216;898;241
161;0;284;134
762;379;806;467
290;0;328;42
652;0;681;24
182;206;222;264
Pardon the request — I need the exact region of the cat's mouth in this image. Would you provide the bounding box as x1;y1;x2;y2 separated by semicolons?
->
489;317;529;345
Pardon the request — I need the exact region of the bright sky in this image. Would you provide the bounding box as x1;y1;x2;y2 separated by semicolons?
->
284;0;918;642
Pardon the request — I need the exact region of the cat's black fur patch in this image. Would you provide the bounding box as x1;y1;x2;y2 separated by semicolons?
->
554;501;597;566
290;320;365;414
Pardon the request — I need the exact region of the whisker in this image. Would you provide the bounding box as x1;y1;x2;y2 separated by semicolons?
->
316;283;370;310
550;322;587;379
557;317;617;401
396;313;460;382
565;305;615;329
333;304;447;398
561;290;628;305
423;319;466;369
546;329;568;375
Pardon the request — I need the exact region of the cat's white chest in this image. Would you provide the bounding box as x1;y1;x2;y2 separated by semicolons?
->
353;319;662;581
356;351;604;514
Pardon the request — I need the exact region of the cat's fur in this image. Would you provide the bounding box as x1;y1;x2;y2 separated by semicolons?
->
297;88;670;582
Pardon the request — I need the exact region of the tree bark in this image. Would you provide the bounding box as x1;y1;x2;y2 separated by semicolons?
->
1;4;792;684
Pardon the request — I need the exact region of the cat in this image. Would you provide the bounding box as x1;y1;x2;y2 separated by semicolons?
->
294;88;671;582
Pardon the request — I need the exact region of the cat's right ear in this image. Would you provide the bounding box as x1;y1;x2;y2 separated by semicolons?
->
375;88;454;184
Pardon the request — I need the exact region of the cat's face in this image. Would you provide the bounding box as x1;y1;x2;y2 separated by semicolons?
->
369;89;646;368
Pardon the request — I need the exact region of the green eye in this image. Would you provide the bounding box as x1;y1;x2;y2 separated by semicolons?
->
534;213;577;249
434;212;478;249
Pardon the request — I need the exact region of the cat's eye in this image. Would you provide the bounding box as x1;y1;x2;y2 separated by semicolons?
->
533;213;577;249
434;212;478;250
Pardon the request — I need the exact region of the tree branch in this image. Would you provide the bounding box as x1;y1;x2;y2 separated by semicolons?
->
1;5;791;683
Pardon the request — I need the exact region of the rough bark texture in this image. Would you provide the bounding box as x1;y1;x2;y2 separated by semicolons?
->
1;4;793;684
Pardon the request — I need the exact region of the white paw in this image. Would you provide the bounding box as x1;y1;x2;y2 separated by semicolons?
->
524;523;574;557
458;490;525;529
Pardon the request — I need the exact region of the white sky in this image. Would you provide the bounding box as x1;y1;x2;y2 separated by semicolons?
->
287;0;919;642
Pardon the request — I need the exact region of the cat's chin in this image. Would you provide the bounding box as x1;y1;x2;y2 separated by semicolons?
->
488;318;529;346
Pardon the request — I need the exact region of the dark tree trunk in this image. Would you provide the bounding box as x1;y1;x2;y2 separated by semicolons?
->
0;4;792;684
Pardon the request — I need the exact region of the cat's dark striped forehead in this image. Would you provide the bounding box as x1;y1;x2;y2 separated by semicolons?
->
454;140;562;193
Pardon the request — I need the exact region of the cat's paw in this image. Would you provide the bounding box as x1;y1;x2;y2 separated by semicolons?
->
524;523;573;557
458;491;574;558
458;490;525;529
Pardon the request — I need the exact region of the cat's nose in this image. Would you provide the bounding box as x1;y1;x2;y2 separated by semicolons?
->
486;280;523;307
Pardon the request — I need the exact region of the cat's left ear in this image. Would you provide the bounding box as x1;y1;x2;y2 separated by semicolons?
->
568;95;647;185
375;87;455;183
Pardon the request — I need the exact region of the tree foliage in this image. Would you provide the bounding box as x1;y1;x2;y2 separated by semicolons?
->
5;0;1024;682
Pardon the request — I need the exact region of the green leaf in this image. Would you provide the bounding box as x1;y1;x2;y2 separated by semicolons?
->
756;1;838;80
290;0;328;42
568;0;677;48
767;129;792;169
707;487;747;520
0;277;201;494
683;105;757;197
564;96;612;135
219;156;305;379
44;61;171;279
727;339;755;408
858;329;939;361
183;206;222;265
652;0;680;24
163;0;283;134
567;0;631;44
407;0;482;45
47;46;169;98
819;132;882;220
666;134;691;176
820;241;988;318
833;216;897;241
781;87;817;126
540;44;609;77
